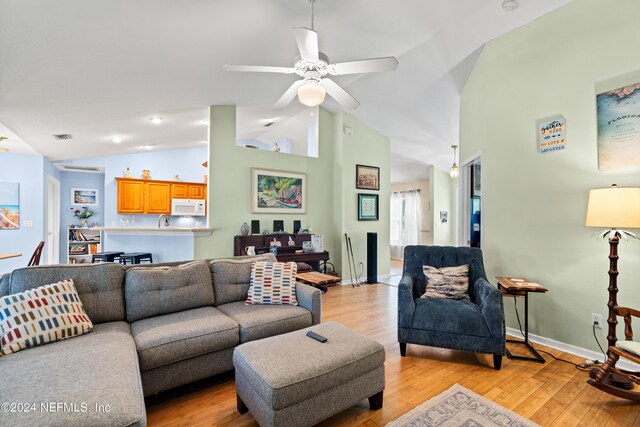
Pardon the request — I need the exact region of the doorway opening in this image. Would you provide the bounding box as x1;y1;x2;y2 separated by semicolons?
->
458;153;481;247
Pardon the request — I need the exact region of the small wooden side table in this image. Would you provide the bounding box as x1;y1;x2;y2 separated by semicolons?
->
296;271;341;294
495;276;549;363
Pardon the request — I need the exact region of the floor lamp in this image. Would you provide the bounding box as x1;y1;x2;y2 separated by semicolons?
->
585;184;640;388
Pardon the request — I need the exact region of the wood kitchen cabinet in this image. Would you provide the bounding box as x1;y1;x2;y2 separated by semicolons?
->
171;183;206;199
116;178;207;214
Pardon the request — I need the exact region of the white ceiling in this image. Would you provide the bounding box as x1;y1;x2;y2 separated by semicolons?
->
0;0;572;182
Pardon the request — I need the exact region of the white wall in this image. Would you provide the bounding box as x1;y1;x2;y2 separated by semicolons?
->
430;168;456;246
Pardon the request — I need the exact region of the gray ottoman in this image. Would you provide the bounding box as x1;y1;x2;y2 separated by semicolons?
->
233;321;385;427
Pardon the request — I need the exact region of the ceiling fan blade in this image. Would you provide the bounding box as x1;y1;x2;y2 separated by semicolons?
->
327;57;398;75
293;27;319;62
273;80;305;110
223;64;295;74
320;79;360;110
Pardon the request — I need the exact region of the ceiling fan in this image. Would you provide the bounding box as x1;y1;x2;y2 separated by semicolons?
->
223;0;398;111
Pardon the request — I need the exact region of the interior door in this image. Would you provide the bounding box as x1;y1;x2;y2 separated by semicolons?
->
46;176;60;264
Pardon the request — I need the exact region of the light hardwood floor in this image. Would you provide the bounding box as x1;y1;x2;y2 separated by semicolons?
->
146;284;640;426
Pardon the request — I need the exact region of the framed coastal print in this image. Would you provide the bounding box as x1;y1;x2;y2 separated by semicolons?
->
356;164;380;190
71;188;99;207
358;193;379;221
252;168;306;214
0;182;20;229
596;79;640;171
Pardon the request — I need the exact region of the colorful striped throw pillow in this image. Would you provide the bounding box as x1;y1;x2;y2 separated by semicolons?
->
421;265;470;301
0;279;93;356
246;261;298;305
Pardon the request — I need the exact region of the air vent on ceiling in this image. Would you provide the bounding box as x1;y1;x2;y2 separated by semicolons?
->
54;164;104;174
52;134;73;140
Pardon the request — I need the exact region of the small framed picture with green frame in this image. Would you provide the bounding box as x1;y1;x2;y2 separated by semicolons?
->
358;193;379;221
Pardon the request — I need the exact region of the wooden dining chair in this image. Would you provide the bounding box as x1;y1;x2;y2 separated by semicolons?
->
27;241;45;267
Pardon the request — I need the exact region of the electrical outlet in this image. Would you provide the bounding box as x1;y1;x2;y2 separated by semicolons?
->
592;313;603;328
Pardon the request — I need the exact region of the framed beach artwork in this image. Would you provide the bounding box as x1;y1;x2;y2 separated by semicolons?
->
0;182;20;229
358;193;379;221
71;188;99;207
596;80;640;171
252;168;306;214
356;164;380;190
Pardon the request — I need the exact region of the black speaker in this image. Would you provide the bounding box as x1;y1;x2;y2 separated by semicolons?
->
293;220;301;235
366;232;377;284
273;220;284;233
251;220;260;235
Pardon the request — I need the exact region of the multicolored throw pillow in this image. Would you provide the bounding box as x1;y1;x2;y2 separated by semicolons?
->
0;279;93;356
421;265;470;301
246;261;298;305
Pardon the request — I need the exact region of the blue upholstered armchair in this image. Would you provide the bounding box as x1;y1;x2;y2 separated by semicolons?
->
397;246;505;369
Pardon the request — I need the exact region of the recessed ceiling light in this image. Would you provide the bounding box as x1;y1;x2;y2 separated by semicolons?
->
111;136;123;143
502;0;518;11
150;116;164;125
140;145;156;150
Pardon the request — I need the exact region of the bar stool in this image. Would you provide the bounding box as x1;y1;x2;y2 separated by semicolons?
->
119;252;153;265
92;251;125;263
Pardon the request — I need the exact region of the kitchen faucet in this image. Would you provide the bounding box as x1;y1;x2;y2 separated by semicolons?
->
158;214;170;228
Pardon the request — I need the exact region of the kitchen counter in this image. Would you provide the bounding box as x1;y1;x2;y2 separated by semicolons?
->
96;227;213;237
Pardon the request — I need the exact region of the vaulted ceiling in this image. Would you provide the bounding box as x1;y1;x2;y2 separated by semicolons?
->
0;0;572;182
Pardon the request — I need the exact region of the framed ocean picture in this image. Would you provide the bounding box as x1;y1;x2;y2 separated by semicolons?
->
71;188;99;207
596;80;640;171
252;168;306;214
0;182;20;229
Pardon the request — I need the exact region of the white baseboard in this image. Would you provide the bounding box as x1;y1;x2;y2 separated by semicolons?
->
506;327;640;371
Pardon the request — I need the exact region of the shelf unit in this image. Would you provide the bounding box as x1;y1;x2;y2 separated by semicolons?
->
67;228;102;264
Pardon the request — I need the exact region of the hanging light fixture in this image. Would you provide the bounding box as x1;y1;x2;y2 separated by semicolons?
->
297;80;326;107
449;145;459;178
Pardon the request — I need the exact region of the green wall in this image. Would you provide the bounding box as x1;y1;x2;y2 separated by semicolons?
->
460;0;640;351
430;167;456;246
195;106;390;278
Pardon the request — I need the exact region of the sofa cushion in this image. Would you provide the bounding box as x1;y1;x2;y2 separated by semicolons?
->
421;264;470;301
0;279;93;356
209;254;276;306
0;321;145;427
7;263;126;323
217;301;312;343
246;261;298;305
411;297;491;337
131;306;239;371
125;260;215;322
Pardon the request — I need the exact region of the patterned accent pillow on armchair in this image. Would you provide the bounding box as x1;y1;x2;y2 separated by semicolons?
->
421;264;470;301
0;279;93;356
246;261;298;305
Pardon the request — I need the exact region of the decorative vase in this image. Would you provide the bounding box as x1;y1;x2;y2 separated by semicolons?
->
81;219;88;227
240;222;250;236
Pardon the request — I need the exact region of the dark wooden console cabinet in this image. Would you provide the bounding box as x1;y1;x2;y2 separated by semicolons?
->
233;234;330;273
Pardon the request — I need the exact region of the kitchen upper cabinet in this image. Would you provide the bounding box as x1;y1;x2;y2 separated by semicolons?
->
172;183;206;199
145;182;171;213
117;179;145;213
116;178;206;214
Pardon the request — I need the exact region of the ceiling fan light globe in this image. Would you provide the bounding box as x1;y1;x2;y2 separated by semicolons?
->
297;82;326;107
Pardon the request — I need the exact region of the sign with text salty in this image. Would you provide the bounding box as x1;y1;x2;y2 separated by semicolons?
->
536;115;567;153
537;116;566;154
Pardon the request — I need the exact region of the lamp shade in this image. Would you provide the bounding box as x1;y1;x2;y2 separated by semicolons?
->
449;164;459;178
297;82;326;107
585;186;640;229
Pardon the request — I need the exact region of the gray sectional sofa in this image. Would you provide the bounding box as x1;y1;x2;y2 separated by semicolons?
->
0;254;322;427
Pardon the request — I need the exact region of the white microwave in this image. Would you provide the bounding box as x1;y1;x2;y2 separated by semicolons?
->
171;199;206;216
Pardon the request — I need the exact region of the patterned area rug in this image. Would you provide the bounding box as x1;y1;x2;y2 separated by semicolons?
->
386;384;539;427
